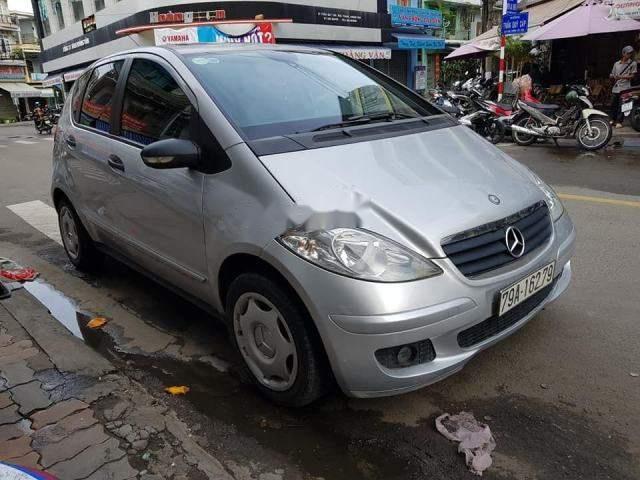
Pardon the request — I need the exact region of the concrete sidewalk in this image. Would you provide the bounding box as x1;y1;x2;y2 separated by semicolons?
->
0;288;233;480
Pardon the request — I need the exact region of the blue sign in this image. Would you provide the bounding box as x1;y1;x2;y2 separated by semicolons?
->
506;0;519;13
396;35;446;50
501;12;529;35
390;5;442;28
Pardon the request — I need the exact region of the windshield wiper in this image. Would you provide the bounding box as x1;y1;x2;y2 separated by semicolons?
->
310;112;420;132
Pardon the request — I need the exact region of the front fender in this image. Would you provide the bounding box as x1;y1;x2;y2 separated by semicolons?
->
582;108;609;119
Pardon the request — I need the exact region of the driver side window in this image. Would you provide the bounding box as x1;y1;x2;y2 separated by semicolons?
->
120;59;193;146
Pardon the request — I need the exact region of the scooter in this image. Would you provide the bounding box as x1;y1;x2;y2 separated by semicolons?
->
35;117;53;135
459;88;510;143
620;86;640;132
511;85;612;150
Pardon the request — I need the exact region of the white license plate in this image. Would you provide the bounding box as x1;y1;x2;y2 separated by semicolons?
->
498;262;555;316
622;101;633;115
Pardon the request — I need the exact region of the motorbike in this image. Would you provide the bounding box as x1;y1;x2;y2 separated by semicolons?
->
459;88;510;144
620;86;640;132
35;116;53;134
511;85;612;150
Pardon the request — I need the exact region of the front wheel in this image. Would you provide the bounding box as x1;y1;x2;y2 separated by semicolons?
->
512;116;538;146
631;104;640;132
576;116;612;150
226;273;330;407
487;119;505;144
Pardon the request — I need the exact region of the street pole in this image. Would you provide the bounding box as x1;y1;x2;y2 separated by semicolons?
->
497;0;508;101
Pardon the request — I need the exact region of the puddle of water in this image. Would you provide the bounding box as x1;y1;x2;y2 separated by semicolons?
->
24;280;85;338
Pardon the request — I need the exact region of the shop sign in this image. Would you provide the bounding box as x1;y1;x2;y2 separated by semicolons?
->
42;75;63;87
0;65;25;80
331;47;391;60
414;65;426;91
62;37;90;53
149;10;226;24
154;24;275;46
82;15;96;34
610;0;640;19
390;5;442;28
397;36;445;50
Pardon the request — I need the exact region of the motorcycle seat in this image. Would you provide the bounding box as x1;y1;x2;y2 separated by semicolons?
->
496;102;514;111
526;101;560;110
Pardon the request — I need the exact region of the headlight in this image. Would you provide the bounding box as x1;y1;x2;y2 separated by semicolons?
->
278;228;442;282
531;174;564;221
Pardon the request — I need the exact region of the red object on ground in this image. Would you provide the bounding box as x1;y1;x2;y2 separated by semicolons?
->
0;268;38;282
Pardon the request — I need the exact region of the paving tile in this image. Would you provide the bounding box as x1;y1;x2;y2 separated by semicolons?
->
0;340;33;358
33;409;98;447
0;435;32;461
48;437;125;479
10;381;51;415
26;353;54;372
0;404;21;425
0;392;13;409
0;334;14;347
0;347;39;366
1;362;35;387
0;419;32;442
40;423;109;468
5;451;41;470
31;398;88;430
85;456;138;480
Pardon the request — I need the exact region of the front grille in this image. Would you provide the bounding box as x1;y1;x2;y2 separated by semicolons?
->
442;202;552;277
457;278;558;348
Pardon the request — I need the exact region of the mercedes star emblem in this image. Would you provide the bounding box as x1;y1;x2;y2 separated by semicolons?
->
488;194;501;205
505;226;526;258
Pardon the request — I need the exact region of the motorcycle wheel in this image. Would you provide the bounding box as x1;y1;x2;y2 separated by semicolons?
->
631;105;640;132
512;116;538;146
576;116;612;151
487;119;505;144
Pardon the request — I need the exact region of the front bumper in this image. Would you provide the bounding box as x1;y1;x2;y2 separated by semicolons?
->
262;212;576;398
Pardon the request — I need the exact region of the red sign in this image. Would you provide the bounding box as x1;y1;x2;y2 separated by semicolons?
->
149;10;226;24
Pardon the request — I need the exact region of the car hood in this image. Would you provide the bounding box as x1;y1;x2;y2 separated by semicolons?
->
259;125;545;258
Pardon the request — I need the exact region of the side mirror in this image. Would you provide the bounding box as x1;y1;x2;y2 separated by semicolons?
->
141;139;200;169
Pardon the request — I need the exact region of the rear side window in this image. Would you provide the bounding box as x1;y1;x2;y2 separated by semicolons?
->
79;61;124;132
71;72;90;123
120;59;193;146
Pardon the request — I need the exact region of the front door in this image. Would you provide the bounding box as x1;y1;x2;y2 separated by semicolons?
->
101;57;209;300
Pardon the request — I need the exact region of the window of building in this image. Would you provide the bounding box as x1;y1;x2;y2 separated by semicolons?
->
79;61;124;131
71;0;85;22
94;0;105;11
120;59;193;146
54;2;64;29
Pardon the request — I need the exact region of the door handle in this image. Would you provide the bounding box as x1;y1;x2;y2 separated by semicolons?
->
108;154;125;172
65;135;76;148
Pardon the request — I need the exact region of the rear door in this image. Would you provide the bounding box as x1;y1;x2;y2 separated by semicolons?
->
102;56;209;299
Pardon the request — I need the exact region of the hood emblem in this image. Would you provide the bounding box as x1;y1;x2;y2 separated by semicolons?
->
488;194;501;205
505;226;526;258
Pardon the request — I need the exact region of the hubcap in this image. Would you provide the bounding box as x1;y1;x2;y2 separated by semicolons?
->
233;293;298;391
579;119;609;148
60;208;80;260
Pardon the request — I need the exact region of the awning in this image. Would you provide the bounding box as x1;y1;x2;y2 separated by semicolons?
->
0;83;53;98
444;27;500;60
63;69;87;82
42;75;63;87
392;34;446;50
444;43;485;60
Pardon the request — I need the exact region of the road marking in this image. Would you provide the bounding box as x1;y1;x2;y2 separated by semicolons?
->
559;193;640;209
14;140;37;145
6;200;62;245
43;137;54;141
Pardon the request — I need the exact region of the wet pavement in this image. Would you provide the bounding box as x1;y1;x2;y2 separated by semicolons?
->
1;123;640;479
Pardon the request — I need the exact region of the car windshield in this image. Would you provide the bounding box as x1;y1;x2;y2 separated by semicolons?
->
184;49;439;140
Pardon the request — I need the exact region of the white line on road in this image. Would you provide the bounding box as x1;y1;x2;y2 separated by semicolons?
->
43;137;54;142
6;200;61;245
14;140;38;145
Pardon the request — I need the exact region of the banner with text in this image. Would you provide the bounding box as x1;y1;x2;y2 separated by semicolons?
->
154;24;275;46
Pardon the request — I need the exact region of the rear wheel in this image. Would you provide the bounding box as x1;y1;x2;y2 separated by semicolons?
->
576;116;611;150
631;104;640;132
226;273;329;407
57;200;103;271
512;116;538;146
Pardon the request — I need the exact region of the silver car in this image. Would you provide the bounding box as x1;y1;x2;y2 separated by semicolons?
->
52;44;575;406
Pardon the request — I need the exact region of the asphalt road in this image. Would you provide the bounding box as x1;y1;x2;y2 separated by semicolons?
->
1;124;639;479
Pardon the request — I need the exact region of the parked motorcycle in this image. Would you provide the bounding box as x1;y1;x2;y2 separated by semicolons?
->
511;85;611;150
459;88;510;144
620;86;640;132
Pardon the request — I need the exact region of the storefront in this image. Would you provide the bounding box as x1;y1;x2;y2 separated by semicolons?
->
0;82;55;121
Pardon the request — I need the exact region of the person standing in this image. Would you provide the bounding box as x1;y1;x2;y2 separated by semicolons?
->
610;46;637;128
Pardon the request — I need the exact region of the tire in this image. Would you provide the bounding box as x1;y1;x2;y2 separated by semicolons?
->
631;105;640;132
576;116;612;151
57;200;103;271
226;273;329;407
487;119;505;144
512;116;538;146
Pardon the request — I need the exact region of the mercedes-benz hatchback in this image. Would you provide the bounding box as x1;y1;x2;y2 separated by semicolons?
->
52;44;575;406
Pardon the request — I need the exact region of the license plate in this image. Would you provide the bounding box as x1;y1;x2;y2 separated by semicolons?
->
621;101;633;115
498;262;555;316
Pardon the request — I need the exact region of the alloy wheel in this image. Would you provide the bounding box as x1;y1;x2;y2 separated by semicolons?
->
60;207;80;260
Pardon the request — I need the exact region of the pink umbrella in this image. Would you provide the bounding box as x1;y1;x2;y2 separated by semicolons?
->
444;43;485;60
522;0;640;40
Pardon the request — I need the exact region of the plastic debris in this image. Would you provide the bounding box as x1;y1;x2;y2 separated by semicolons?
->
435;412;496;476
87;317;108;329
0;462;59;479
630;372;639;378
0;257;39;282
165;386;190;395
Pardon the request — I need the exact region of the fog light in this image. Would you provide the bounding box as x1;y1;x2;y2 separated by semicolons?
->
375;340;435;369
